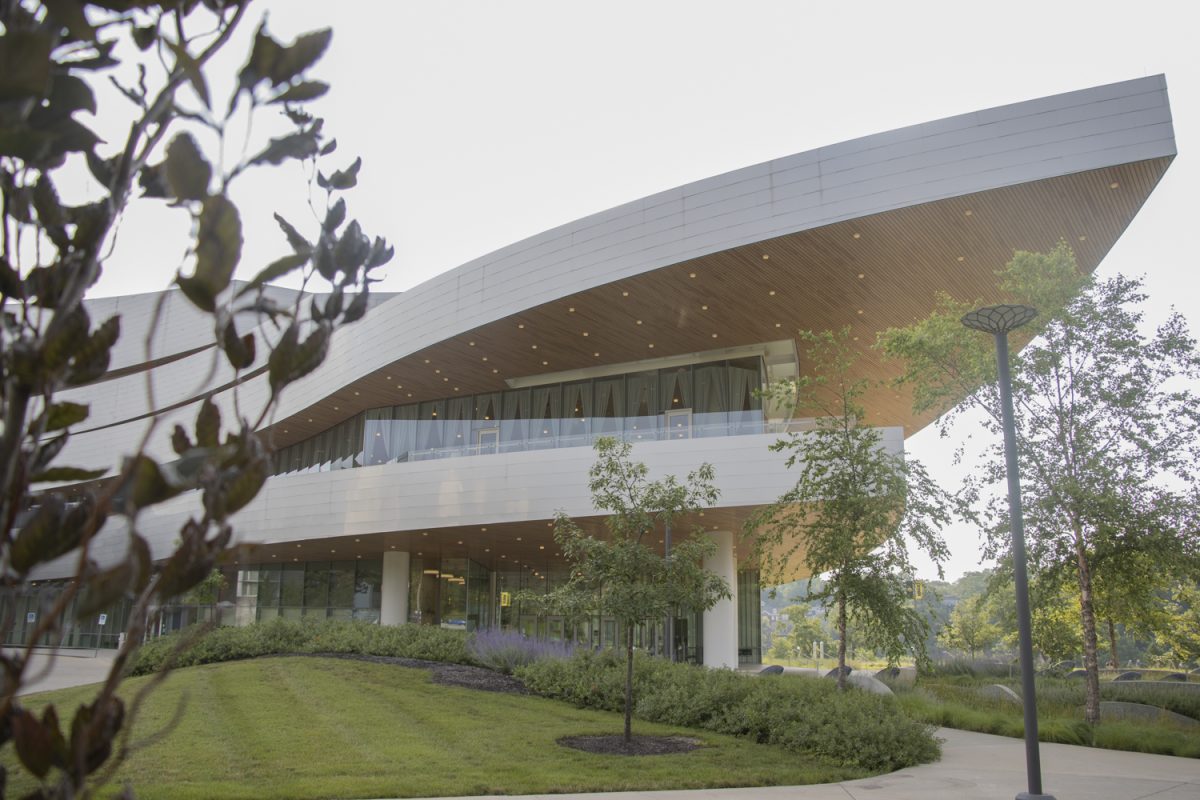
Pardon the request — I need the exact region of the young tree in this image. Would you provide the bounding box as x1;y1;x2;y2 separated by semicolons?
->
539;437;729;744
938;596;1001;659
1;2;391;794
879;243;1200;723
747;330;954;689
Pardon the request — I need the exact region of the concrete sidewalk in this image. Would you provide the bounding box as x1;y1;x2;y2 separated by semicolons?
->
5;648;116;696
407;727;1200;800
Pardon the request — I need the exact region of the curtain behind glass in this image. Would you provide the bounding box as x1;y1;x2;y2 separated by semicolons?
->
529;385;560;447
626;371;657;441
560;381;592;443
659;366;692;414
694;363;728;436
592;376;623;436
502;388;530;445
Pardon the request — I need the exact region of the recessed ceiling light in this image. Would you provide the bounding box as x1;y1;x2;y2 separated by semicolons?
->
701;305;708;311
593;352;600;357
857;310;864;315
568;307;575;312
454;386;459;391
622;291;629;297
434;368;440;373
688;272;696;278
648;343;654;349
1079;235;1087;242
515;536;521;541
283;429;288;434
582;331;589;337
531;344;537;349
542;361;548;366
330;549;335;553
271;554;276;558
355;538;361;542
761;254;769;260
853;336;860;341
333;406;339;410
956;256;965;262
308;418;313;422
518;323;525;329
539;545;545;550
711;333;718;338
482;356;488;361
853;233;861;239
424;359;430;364
354;391;359;396
468;341;475;346
775;323;782;328
423;532;429;536
492;368;499;373
443;377;448;381
407;393;412;397
457;540;463;545
858;273;865;279
635;320;642;325
964;210;973;216
768;290;776;296
1109;181;1119;189
385;375;391;380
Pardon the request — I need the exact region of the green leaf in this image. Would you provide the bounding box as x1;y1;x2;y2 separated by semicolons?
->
120;456;184;511
166;38;211;109
269;80;329;105
31;466;107;483
32;173;69;251
76;561;133;620
132;25;157;51
221;321;256;370
175;274;215;313
171;424;193;455
10;498;65;573
0;31;53;102
273;212;312;254
45;401;90;432
66;314;119;386
188;194;242;298
235;252;309;298
366;236;395;269
195;398;220;448
224;458;268;514
268;321;330;394
319;138;337;156
164;133;212;201
323;197;345;232
332;220;369;275
318;156;360;191
249;130;319;166
12;709;54;779
44;306;90;371
236;23;283;92
342;288;369;324
268;29;332;86
43;74;98;119
0;256;24;299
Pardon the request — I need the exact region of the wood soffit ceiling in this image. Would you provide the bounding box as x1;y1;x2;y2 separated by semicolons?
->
266;157;1171;449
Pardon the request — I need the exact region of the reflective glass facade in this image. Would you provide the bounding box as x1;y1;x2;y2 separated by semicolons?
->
272;356;765;475
240;559;383;622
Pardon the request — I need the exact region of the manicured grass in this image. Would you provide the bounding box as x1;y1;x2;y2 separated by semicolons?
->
7;657;864;799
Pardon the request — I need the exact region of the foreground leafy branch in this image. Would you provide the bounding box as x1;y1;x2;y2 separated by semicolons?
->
0;2;392;795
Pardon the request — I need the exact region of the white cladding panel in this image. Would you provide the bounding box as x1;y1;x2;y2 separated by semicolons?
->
60;77;1173;478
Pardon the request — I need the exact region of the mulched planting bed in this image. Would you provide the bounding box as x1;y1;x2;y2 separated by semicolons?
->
558;734;703;756
302;652;529;694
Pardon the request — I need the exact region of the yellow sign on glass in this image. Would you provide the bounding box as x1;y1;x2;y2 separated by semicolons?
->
500;591;511;607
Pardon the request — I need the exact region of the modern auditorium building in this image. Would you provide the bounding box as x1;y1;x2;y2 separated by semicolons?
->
18;76;1176;669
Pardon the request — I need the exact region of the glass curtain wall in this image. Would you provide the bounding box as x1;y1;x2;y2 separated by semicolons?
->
737;569;762;665
271;356;766;476
247;559;383;622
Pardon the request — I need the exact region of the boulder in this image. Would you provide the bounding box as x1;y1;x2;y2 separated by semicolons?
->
825;665;853;678
758;664;784;676
979;684;1021;705
1066;669;1087;679
1114;671;1142;681
1100;701;1199;728
875;667;900;680
1162;672;1187;682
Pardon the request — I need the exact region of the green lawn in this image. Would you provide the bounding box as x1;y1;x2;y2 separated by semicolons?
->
7;657;862;799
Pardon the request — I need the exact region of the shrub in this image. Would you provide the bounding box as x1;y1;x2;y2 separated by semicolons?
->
466;629;574;674
516;650;940;773
128;618;472;675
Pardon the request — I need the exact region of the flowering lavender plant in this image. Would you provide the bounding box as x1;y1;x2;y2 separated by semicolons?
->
468;628;575;674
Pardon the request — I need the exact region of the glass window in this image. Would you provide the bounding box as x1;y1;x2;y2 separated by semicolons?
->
559;381;591;443
501;388;530;447
417;399;446;451
280;563;304;608
625;370;658;441
329;561;356;607
659;365;692;414
304;561;330;610
354;559;382;610
439;557;468;630
529;385;560;446
694;362;729;436
445;397;472;451
256;564;281;608
592;377;624;436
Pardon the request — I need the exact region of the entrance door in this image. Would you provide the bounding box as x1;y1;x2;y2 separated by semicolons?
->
477;427;499;454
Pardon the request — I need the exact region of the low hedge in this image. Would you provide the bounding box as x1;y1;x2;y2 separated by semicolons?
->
128;618;473;676
515;649;940;773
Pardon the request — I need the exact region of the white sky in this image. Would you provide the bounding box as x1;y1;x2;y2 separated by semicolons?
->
72;0;1200;580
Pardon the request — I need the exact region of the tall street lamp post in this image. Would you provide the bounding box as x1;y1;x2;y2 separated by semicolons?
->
961;304;1055;800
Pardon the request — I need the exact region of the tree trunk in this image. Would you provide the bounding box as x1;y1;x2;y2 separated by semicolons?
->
1106;618;1119;670
1073;532;1102;725
624;623;634;743
836;591;847;692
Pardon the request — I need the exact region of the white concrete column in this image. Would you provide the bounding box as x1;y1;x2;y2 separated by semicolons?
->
703;530;739;669
381;551;410;626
